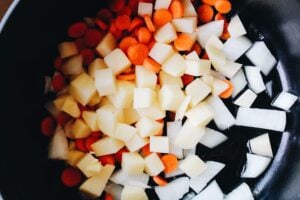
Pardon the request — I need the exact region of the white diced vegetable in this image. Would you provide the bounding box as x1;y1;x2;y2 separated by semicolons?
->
110;169;149;187
150;136;169;153
271;91;298;111
105;183;123;200
107;80;135;109
185;59;211;76
133;88;156;108
77;153;102;177
136;65;157;89
67;150;85;167
193;180;224;200
245;66;266;94
234;89;257;108
167;121;184;159
179;154;207;178
137;100;166;120
241;153;271;178
225;183;254;200
104;48;131;75
154;0;172;9
223;36;252;61
61;55;83;75
185;51;200;61
123;108;140;125
162;53;186;77
88;58;107;78
185;78;211;106
126;134;149;152
185;102;214;127
165;165;184;178
182;0;197;17
121;186;148;200
196;20;224;47
48;126;69;160
214;61;242;79
96;32;116;57
136;117;163;137
200;128;228;148
95;68;116;96
96;105;121;137
206;45;226;71
144;153;165;176
91;137;124;157
149;42;174;64
155;177;190;200
122;152;145;175
172;17;197;33
265;81;273;97
175;96;191;121
159;71;183;88
72;119;91;139
228;15;247;38
248;133;273;158
82;111;99;132
159;85;185;111
138;2;153;17
114;123;137;143
212;78;229;96
154;23;177;44
183;148;196;158
230;69;247;97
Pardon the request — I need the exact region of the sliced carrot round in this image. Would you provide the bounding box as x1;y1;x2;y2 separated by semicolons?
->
153;9;172;27
174;33;195;51
138;27;152;44
202;0;217;6
129;17;144;32
144;15;156;32
197;4;214;23
119;36;138;52
115;15;131;30
143;57;161;73
220;79;234;99
161;154;179;173
61;167;83;187
169;0;184;19
214;0;232;14
127;43;149;65
153;176;168;186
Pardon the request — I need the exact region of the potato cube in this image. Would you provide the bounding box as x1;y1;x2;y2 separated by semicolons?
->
144;153;165;176
53;94;69;110
58;42;78;58
172;17;197;33
185;59;211;76
138;2;153;17
67;150;85;167
82;111;99;132
96;32;116;57
159;85;185;111
61;55;83;75
185;79;211;106
137;100;166;120
121;186;148;200
175;96;191;121
88;58;107;78
136;66;157;89
136;117;164;137
182;0;197;17
114;123;137;143
123;108;141;125
126;134;149;152
60;96;81;118
87;92;102;107
95;68;117;96
104;48;131;75
149;42;174;64
72;119;92;139
159;71;183;88
79;165;115;198
92;137;125;156
133;88;156;108
185;102;214;127
179;155;207;177
155;0;172;9
77;153;102;177
122;152;145;175
154;23;177;44
212;78;229;96
162;53;186;77
150;136;169;153
107;81;135;109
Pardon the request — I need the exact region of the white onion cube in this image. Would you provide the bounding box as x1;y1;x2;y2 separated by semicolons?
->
193;180;224;200
138;2;153;17
144;153;165;176
245;66;266;94
225;183;254;200
136;117;163;137
149;42;174;64
223;36;252;61
95;68;116;96
196;20;224;47
133;88;156;108
234;89;257;108
159;71;183;88
241;153;271;178
136;65;157;89
185;102;214;127
159;85;185;111
228;15;247;38
154;0;172;9
230;69;247;97
248;133;273;158
122;152;145;175
150;136;169;153
185;78;211;106
162;53;186;77
271;91;298;111
172;17;197;33
179;154;207;178
154;23;177;44
167;121;184;159
104;48;131;75
200;128;228;148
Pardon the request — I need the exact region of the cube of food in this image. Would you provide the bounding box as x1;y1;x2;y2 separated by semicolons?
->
161;53;186;77
272;91;298;111
95;68;117;96
175;96;191;121
82;111;99;132
159;71;183;88
72;119;92;139
76;153;102;177
104;48;131;75
67;150;85;167
138;2;153;17
59;96;81;118
149;44;174;65
114;123;137;143
150;136;169;153
182;0;197;17
122;152;145;175
154;0;172;9
69;73;97;106
133;88;156;108
154;23;177;44
172;17;197;33
87;92;102;107
107;80;135;109
126;134;149;152
136;66;157;89
212;79;229;96
144;153;165;176
136;117;163;137
91;137;125;156
179;154;207;178
96;32;116;57
159;85;185;111
137;100;166;120
88;58;107;78
121;186;148;200
185;79;211;106
123;108;141;125
61;55;83;75
48;126;69;160
185;59;211;76
185;102;214;127
58;42;78;58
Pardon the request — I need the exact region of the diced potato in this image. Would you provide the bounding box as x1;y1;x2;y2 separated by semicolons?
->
123;108;141;125
61;55;83;75
82;111;99;132
162;53;186;77
122;152;145;175
149;42;174;64
88;58;107;78
185;59;211;76
137;100;166;120
98;97;113;107
150;136;169;153
172;18;197;33
159;85;185;111
144;153;165;176
136;66;157;89
96;32;117;57
200;74;215;87
138;2;153;17
60;96;81;118
185;102;214;127
185;51;200;61
107;81;135;109
67;150;85;167
79;165;115;198
92;137;125;156
87;92;102;107
64;120;75;139
104;48;131;75
185;79;211;106
159;71;183;88
114;123;137;143
77;153;102;177
175;96;191;121
58;42;78;58
154;0;172;9
53;94;69;109
136;117;164;137
212;79;229;96
48;126;69;160
72;119;92;139
121;186;148;200
126;134;149;152
179;155;207;178
69;73;97;106
154;23;177;44
133;88;156;109
95;68;117;96
182;0;197;17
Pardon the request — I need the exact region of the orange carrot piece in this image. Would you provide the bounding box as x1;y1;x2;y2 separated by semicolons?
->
143;57;161;73
215;13;225;21
191;43;202;55
129;17;144;32
127;43;149;65
202;0;216;6
123;67;134;74
153;176;168;186
221;22;230;40
105;193;114;200
138;27;152;44
119;36;138;52
169;0;184;19
202;52;209;59
147;38;156;50
144;15;156;32
110;0;126;12
220;79;234;99
153;9;173;27
174;33;195;51
140;144;151;157
95;19;108;30
117;73;136;81
99;155;116;166
161;154;179;173
109;20;123;40
115;15;131;30
214;0;232;14
181;74;194;86
197;4;214;23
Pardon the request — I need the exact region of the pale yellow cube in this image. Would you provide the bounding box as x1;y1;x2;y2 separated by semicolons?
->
61;55;83;75
104;48;131;75
138;2;153;17
121;186;148;200
159;71;183;88
136;66;157;89
149;42;174;64
154;0;172;9
136;117;163;137
67;150;85;167
53;95;69;109
144;153;165;176
154;23;177;44
185;78;211;106
88;58;107;78
72;119;92;139
107;81;135;109
179;154;207;178
185;59;211;76
58;42;78;58
76;153;102;177
60;96;81;118
87;93;102;107
137;100;166;120
95;68;117;96
133;88;156;109
123;108;141;125
82;111;99;132
92;137;125;156
126;134;149;152
150;136;169;153
159;85;185;111
114;123;137;143
172;17;197;33
122;152;145;175
162;53;186;77
185;102;214;127
96;32;116;57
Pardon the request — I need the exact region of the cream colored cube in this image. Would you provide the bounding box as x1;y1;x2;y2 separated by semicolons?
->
185;79;211;106
92;137;125;156
185;59;211;76
60;96;81;118
104;48;131;75
185;102;214;127
96;32;116;57
61;55;83;75
179;155;207;178
159;85;185;111
182;0;197;17
138;2;153;17
121;186;148;200
95;68;117;96
137;100;166;120
136;66;157;89
149;42;174;64
67;150;85;167
108;81;135;109
150;136;169;153
154;23;177;44
133;88;156;108
88;58;107;78
162;53;186;77
122;152;145;175
144;153;165;176
72;119;92;139
87;92;102;107
98;97;113;107
79;165;115;198
58;42;78;58
172;17;197;33
69;73;97;106
136;117;163;137
159;71;183;88
76;153;102;177
123;108;141;125
82;111;99;132
212;79;229;96
175;96;191;121
114;123;137;143
154;0;172;9
126;134;149;152
53;94;69;109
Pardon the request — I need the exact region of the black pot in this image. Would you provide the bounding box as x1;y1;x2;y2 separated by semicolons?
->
0;0;299;199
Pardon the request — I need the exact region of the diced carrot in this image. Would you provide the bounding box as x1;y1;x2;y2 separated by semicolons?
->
129;17;144;32
144;15;156;32
117;73;136;81
127;43;149;65
115;15;131;30
153;9;172;27
153;176;168;186
95;19;108;30
80;48;95;65
119;36;138;52
143;57;161;73
219;79;234;99
169;0;184;19
147;38;156;50
67;22;88;38
110;0;126;12
138;27;152;44
215;13;225;21
202;52;209;59
61;167;83;187
119;6;132;16
75;139;88;152
109;20;123;40
140;144;151;157
197;4;214;23
174;33;195;51
214;0;232;14
105;193;114;200
56;112;72;126
83;29;103;47
161;154;179;173
202;0;216;6
41;116;56;137
115;147;129;163
97;8;114;23
99;155;116;166
52;73;65;91
221;22;230;40
190;42;202;55
85;135;100;152
181;74;194;86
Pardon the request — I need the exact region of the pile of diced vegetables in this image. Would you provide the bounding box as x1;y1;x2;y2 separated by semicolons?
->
41;0;299;199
